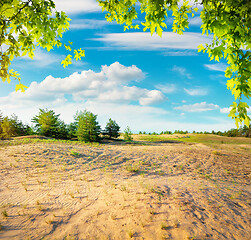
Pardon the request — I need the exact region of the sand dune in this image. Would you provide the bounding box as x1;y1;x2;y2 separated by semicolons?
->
0;140;250;239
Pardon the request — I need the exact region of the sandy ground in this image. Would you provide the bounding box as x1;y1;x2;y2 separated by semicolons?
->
0;139;250;240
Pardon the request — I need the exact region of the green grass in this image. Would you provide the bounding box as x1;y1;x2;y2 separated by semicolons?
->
137;134;251;146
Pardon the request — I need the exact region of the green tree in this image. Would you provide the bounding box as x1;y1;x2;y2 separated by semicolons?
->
75;110;101;142
103;118;120;139
0;116;16;138
0;0;85;91
124;126;133;141
32;108;67;138
98;0;250;127
66;122;78;139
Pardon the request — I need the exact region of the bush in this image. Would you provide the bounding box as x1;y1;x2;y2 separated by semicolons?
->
75;110;101;142
124;126;133;141
103;118;120;139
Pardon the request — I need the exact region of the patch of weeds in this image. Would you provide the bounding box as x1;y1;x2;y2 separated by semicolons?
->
187;236;196;240
126;164;139;173
69;150;80;156
69;192;75;198
179;165;184;171
173;220;180;228
149;209;156;215
158;170;165;176
2;210;8;218
127;230;135;238
161;222;168;230
212;150;221;155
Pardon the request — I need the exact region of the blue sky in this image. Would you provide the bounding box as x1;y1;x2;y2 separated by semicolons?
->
1;0;248;133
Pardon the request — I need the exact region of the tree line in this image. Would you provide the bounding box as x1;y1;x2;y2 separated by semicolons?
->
0;109;126;142
138;127;251;138
1;108;250;141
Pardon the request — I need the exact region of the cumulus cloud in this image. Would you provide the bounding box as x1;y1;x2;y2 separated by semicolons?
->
174;102;219;112
184;87;208;96
204;63;228;72
93;32;212;51
0;62;167;113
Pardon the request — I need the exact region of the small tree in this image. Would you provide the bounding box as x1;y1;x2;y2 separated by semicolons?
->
32;109;67;139
75;110;101;142
0;117;16;138
103;118;120;139
124;126;133;142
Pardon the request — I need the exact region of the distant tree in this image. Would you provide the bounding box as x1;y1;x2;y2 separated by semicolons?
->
67;122;78;139
75;110;101;142
9;114;31;136
0;117;16;138
32;109;67;139
124;126;133;142
241;124;251;138
103;118;120;139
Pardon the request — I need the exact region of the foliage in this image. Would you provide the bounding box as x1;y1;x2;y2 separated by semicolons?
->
0;116;16;138
98;0;251;127
75;110;101;142
66;122;78;139
103;118;120;139
0;0;85;90
0;113;30;138
31;108;67;139
124;126;133;141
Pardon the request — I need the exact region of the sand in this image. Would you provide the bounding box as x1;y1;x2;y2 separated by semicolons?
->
0;139;250;239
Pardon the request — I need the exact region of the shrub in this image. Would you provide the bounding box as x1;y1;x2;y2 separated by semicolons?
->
103;118;120;139
124;126;133;141
75;110;101;142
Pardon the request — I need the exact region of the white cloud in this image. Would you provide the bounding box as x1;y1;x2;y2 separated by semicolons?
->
172;66;192;79
220;107;231;114
54;0;100;14
93;32;212;51
70;19;113;30
184;87;208;96
0;62;167;117
19;49;63;68
220;107;251;114
189;16;202;26
162;50;198;56
139;90;166;105
174;102;219;112
204;63;228;72
155;83;177;94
